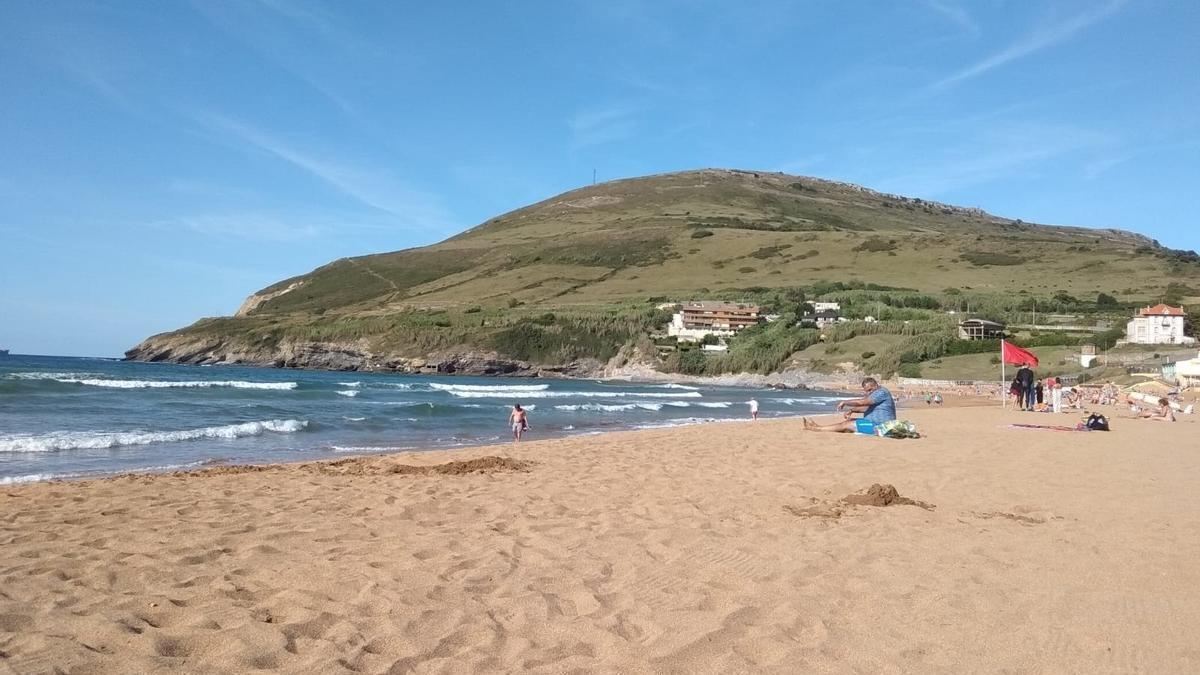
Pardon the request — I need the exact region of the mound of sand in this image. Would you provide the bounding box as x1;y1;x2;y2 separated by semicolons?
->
842;483;935;510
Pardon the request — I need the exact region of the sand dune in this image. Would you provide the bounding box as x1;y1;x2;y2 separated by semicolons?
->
2;405;1198;673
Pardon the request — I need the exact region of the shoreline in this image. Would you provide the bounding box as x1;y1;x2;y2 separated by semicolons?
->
3;405;1198;672
4;384;998;482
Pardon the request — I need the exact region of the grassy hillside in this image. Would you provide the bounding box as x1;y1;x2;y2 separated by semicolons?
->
130;169;1200;376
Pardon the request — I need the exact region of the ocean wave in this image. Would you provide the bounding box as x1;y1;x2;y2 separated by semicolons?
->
343;416;367;422
444;390;703;399
5;371;92;380
336;390;359;397
632;417;745;430
338;381;361;388
0;473;71;485
51;378;298;390
656;383;700;390
0;419;308;454
554;403;664;412
429;382;550;392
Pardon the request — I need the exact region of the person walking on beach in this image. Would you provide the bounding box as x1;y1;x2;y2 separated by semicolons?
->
1016;363;1035;411
748;398;759;420
509;404;529;443
803;377;896;434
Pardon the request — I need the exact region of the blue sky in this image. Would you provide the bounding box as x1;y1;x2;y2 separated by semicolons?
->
1;0;1197;357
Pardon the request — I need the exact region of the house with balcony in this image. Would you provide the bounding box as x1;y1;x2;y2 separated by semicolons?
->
667;301;762;342
1125;304;1194;345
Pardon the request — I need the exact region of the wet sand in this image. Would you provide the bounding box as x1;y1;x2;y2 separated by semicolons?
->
2;405;1198;673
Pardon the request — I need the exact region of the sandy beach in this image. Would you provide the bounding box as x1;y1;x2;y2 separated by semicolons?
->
2;404;1198;673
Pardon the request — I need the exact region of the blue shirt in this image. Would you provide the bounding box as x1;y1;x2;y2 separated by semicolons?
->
863;387;897;424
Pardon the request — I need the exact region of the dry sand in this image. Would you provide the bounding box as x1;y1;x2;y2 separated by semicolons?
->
2;406;1199;673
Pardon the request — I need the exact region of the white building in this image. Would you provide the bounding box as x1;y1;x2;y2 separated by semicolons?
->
812;302;841;313
1125;304;1194;345
1174;351;1200;388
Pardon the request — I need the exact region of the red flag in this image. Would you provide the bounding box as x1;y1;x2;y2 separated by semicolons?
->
1001;340;1039;367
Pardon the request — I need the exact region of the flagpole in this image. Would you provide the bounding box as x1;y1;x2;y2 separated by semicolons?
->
1001;340;1006;409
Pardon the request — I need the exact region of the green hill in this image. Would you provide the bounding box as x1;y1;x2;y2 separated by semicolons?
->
126;169;1200;377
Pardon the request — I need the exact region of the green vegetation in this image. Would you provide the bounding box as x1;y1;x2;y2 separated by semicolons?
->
134;168;1199;376
960;251;1023;266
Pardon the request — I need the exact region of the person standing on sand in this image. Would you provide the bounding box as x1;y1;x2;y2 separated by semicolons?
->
803;377;896;434
749;398;759;420
1046;377;1062;413
508;404;529;442
1016;363;1035;411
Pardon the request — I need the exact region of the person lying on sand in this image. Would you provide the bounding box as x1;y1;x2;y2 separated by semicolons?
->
803;377;896;434
1139;398;1176;423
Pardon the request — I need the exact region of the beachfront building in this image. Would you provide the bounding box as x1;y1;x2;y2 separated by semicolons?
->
958;319;1006;340
812;301;841;313
1125;304;1194;345
668;301;761;342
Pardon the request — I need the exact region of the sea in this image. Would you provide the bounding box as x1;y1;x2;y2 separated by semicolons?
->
0;354;852;485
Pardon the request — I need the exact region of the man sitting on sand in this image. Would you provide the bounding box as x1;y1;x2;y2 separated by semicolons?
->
1139;398;1176;423
803;377;896;434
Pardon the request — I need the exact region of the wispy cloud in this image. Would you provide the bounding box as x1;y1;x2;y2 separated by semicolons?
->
923;0;980;37
168;213;321;243
569;105;641;150
871;122;1112;197
929;0;1128;91
776;155;828;175
191;112;453;232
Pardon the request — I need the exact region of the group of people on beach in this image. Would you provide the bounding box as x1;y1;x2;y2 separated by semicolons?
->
506;370;1183;443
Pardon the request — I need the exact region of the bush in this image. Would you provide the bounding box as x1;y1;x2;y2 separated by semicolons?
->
960;251;1023;266
896;363;923;378
861;351;875;359
1096;293;1118;309
691;229;714;239
506;298;522;308
852;237;894;253
464;306;482;314
738;266;756;274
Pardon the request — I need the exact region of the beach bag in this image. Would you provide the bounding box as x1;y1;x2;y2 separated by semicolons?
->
1085;414;1109;431
879;419;920;439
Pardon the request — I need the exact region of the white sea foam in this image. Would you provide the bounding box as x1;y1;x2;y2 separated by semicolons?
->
632;417;745;430
656;383;700;390
52;378;298;390
336;390;359;397
0;473;66;485
338;382;361;388
0;419;308;454
429;382;550;392
6;371;92;380
343;416;367;422
554;402;665;412
445;390;702;399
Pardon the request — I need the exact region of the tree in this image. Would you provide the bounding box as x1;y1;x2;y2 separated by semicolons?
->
1096;292;1119;309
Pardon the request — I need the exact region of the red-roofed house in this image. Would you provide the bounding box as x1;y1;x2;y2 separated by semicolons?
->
1125;304;1194;345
